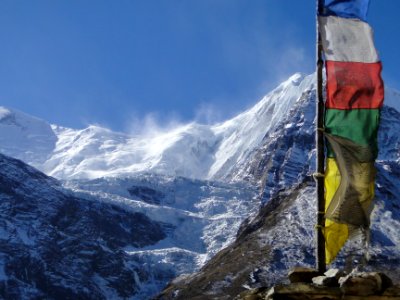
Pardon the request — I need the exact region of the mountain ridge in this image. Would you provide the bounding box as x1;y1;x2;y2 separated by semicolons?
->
2;73;399;182
0;73;317;180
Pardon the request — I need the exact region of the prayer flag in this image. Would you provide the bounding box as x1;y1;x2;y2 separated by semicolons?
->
318;0;383;264
319;0;370;22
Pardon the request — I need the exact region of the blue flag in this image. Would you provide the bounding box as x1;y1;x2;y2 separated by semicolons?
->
318;0;370;22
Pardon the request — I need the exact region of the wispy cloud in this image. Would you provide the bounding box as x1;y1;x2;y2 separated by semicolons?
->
276;47;309;78
124;111;186;138
194;102;224;125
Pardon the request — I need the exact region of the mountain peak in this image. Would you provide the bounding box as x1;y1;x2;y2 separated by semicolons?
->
0;106;12;121
0;106;57;166
286;72;308;86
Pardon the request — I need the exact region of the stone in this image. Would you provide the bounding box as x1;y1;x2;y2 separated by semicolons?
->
288;267;320;283
383;284;400;296
263;282;400;300
312;275;338;287
235;287;269;300
325;268;345;279
339;272;383;296
379;272;394;292
265;283;342;300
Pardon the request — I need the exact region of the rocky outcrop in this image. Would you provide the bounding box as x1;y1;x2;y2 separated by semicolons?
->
237;271;400;300
0;154;168;299
156;182;314;300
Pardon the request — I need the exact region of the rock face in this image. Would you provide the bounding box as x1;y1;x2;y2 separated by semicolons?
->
233;88;316;198
0;154;167;299
157;182;316;300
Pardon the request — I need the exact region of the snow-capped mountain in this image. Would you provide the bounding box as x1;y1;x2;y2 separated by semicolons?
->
1;72;400;299
0;73;315;181
0;106;57;166
2;73;399;183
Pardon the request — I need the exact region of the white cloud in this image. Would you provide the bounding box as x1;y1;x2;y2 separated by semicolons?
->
194;102;224;125
271;46;311;84
125;111;185;138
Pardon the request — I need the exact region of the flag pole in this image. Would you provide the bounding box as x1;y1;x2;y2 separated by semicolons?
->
315;0;326;273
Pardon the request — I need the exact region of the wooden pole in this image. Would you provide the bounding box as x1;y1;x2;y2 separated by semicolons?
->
316;0;326;274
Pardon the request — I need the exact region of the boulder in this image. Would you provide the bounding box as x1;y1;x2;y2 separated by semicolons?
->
288;267;320;283
383;284;400;297
324;268;345;279
235;287;269;300
312;275;338;287
379;272;394;292
265;283;342;300
339;272;383;296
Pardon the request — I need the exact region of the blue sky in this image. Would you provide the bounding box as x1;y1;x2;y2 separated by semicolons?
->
0;0;398;132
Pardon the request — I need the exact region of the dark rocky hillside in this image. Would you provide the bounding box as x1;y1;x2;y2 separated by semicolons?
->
0;154;168;299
